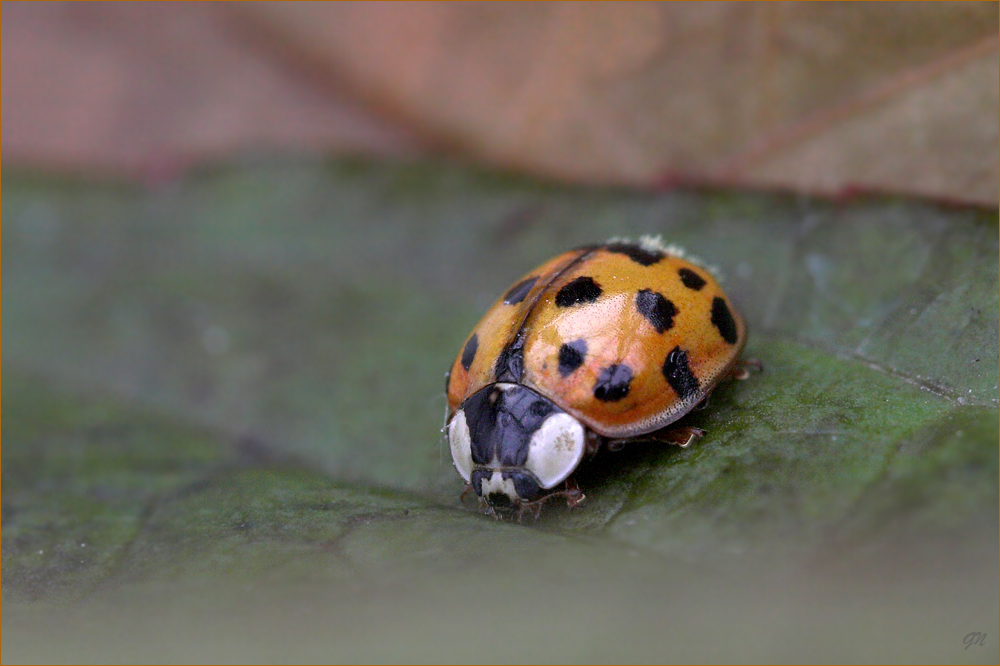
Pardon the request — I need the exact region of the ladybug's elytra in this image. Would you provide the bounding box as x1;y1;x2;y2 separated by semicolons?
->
444;237;752;518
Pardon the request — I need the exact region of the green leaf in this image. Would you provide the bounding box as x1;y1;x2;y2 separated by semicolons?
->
3;161;997;662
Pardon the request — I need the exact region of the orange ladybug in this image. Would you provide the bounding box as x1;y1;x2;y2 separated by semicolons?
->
445;237;751;517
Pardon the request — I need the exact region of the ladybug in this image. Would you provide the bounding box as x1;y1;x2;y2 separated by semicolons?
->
444;237;752;518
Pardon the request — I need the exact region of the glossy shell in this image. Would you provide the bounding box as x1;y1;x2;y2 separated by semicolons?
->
446;241;746;438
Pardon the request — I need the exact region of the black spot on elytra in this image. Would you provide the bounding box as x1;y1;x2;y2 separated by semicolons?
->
503;276;538;305
461;334;478;371
711;297;738;345
635;289;677;333
444;370;451;392
662;346;699;400
558;339;588;377
606;242;664;266
678;267;707;290
555;276;603;307
593;364;633;402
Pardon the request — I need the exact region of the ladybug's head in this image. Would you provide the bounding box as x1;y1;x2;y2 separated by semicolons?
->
447;383;586;517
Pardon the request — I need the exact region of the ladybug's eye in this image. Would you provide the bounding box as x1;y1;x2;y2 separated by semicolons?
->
524;413;585;489
447;410;473;483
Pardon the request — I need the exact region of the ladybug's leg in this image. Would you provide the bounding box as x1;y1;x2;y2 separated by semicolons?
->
562;478;585;508
607;438;628;452
528;502;543;519
728;357;763;381
459;483;475;503
515;499;544;521
609;426;704;450
584;430;604;456
662;426;705;448
516;498;543;519
518;480;587;517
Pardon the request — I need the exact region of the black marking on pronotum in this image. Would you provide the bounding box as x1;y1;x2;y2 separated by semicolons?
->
711;297;739;345
461;333;479;371
558;339;588;377
678;267;707;290
662;346;699;400
504;276;539;305
462;384;557;477
593;364;633;402
605;242;664;266
494;331;526;382
635;289;677;334
555;276;603;307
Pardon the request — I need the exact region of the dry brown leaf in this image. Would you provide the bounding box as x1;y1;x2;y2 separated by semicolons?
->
238;2;999;205
4;3;996;205
1;3;421;178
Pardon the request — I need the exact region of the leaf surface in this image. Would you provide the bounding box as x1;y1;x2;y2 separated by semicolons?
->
3;161;997;662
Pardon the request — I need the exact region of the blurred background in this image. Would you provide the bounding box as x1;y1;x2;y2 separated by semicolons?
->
3;3;998;664
3;1;998;203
